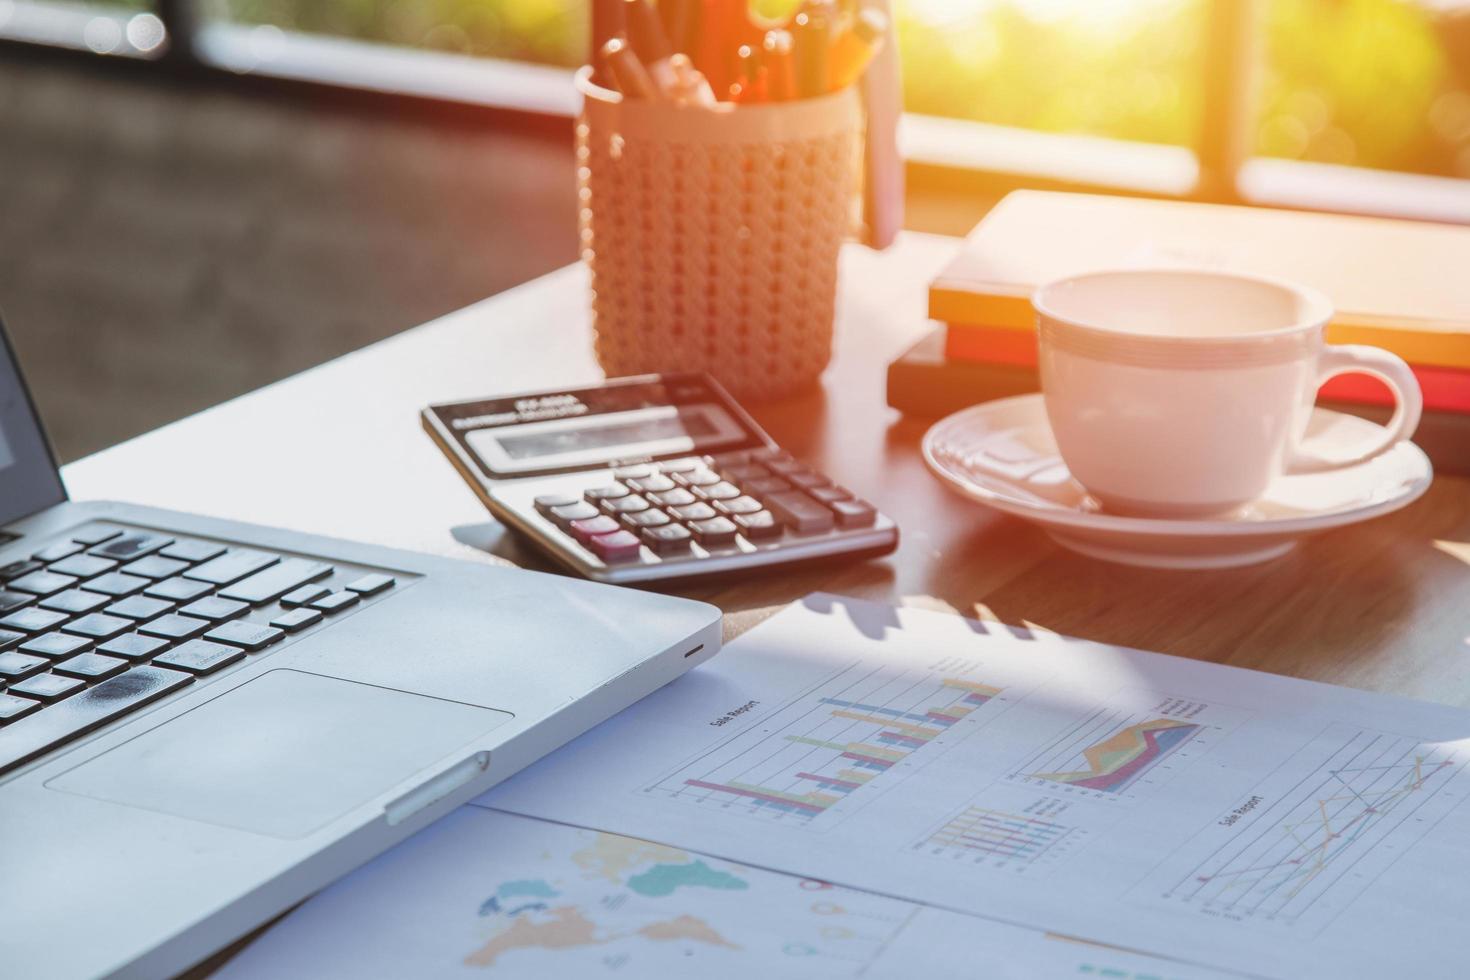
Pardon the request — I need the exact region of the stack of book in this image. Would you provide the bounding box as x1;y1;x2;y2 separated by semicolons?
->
888;191;1470;475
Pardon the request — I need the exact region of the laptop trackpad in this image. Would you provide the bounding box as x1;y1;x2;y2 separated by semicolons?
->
47;670;513;839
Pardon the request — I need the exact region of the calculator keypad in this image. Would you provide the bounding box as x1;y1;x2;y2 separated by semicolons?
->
527;450;887;571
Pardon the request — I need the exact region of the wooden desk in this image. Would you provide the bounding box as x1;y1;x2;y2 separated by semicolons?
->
66;232;1470;713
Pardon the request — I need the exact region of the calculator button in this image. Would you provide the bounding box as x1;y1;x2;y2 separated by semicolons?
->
47;555;117;578
671;502;718;523
621;509;672;531
534;493;581;514
600;495;651;517
626;474;676;494
747;448;793;464
159;540;228;563
734;511;783;540
746;476;793;498
721;463;769;482
655;459;698;474
690;517;739;547
652;488;697;508
642;524;693;554
32;541;82;563
549;502;600;527
809;486;854;505
612;465;651;480
270;607;324;633
569;516;621;543
694;482;741;502
9;673;86;703
766;492;836;534
584;485;629;503
95;633;170;662
714;495;763;517
588;531;643;563
765;458;807;477
831;499;878;528
105;595;176;620
673;469;721;488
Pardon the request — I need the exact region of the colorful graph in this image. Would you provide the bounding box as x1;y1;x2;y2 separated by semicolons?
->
922;806;1076;866
1163;728;1468;928
1015;702;1214;798
647;664;1004;823
1031;718;1199;792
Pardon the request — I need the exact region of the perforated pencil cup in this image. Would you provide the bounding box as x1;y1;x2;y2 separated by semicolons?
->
576;67;862;399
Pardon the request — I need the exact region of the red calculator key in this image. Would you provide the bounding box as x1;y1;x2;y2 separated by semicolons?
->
588;531;643;563
569;516;621;543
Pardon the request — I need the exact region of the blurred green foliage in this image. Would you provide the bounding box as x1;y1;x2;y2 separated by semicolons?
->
207;0;1468;177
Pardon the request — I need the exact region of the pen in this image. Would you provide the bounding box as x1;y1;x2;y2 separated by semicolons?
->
829;7;887;91
590;0;625;87
792;7;833;99
762;28;796;101
600;35;659;100
660;0;699;55
624;0;678;94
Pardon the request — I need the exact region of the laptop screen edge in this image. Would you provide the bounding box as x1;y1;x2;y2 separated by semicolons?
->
0;308;69;527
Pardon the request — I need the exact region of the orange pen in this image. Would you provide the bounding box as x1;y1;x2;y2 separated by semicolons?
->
829;8;886;91
762;29;796;101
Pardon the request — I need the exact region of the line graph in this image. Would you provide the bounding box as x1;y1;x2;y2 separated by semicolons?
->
1163;726;1469;929
645;662;1005;826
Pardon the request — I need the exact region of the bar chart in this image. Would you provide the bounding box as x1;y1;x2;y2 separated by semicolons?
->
645;662;1005;825
916;804;1084;874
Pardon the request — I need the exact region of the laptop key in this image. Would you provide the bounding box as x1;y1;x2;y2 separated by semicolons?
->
119;556;190;580
9;673;86;703
84;572;151;598
204;621;285;651
344;573;394;597
104;595;175;620
159;540;227;564
138;614;212;641
145;576;213;602
0;652;49;680
0;590;34;615
269;607;323;633
53;653;129;681
32;541;82;563
183;550;279;586
70;526;123;547
0;560;43;581
154;639;245;675
0;629;25;651
219;559;334;605
0;608;69;633
62;613;136;641
0;693;41;723
179;597;249;622
280;585;330;608
0;666;193;776
90;532;174;561
19;633;93;660
47;555;118;578
7;570;80;597
39;589;111;615
96;633;170;663
309;591;360;613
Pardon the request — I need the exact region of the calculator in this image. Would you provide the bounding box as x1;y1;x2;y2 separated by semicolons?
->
422;374;898;584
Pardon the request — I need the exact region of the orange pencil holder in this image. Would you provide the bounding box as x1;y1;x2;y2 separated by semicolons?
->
576;67;863;400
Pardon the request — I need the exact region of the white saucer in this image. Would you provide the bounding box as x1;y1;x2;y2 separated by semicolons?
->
921;394;1433;569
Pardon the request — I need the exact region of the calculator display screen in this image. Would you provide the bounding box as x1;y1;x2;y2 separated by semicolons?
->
430;375;769;478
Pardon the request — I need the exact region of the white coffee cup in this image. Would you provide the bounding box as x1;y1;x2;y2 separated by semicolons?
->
1033;269;1424;518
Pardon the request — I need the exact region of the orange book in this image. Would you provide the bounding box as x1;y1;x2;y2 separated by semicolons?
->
930;191;1470;371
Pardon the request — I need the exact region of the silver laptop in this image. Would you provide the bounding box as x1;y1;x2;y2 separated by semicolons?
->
0;316;722;980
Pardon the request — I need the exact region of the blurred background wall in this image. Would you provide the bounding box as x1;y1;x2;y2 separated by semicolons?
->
1;0;1466;462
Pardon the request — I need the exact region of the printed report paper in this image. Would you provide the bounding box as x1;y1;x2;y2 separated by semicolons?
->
483;594;1470;979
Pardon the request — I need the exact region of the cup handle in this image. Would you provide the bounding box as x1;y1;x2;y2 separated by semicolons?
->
1285;345;1423;475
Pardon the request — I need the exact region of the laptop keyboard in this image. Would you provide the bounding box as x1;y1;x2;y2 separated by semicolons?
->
0;524;404;777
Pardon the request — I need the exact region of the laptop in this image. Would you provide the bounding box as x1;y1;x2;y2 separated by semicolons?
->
0;315;723;980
